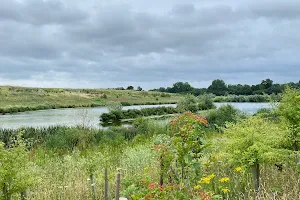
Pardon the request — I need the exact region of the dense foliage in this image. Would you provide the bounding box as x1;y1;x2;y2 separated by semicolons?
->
100;106;179;123
205;105;245;129
151;79;300;96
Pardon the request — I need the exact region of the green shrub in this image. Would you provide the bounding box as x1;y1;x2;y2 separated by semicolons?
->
106;101;123;112
0;134;36;199
177;95;198;112
205;105;245;129
100;106;179;123
121;102;132;106
198;94;215;110
255;108;280;122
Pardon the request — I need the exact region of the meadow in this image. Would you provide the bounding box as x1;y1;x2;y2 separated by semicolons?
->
0;86;181;114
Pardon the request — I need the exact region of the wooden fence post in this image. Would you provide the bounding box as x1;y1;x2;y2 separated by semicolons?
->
90;174;97;200
20;191;27;200
115;170;121;200
3;183;11;200
252;161;260;193
104;168;109;200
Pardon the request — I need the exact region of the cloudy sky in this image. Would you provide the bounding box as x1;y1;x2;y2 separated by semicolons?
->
0;0;299;89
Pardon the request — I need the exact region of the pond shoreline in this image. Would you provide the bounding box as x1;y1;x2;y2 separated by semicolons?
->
0;103;271;129
0;101;178;115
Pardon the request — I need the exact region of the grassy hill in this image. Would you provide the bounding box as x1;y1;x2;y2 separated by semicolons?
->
0;86;182;114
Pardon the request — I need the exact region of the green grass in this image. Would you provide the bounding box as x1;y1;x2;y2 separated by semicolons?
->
0;86;182;114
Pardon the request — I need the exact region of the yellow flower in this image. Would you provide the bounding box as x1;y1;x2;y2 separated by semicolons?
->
181;183;185;187
199;174;215;184
199;177;210;184
208;174;215;179
219;177;230;183
222;187;230;193
144;167;149;172
235;167;243;172
193;185;202;190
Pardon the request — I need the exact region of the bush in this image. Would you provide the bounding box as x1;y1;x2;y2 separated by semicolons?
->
177;95;198;112
0;134;36;199
100;106;180;123
212;94;272;103
205;105;245;129
121;102;132;106
106;101;123;112
254;108;280;122
198;94;215;110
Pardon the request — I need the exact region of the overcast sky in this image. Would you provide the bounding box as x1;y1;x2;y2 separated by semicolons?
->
0;0;300;89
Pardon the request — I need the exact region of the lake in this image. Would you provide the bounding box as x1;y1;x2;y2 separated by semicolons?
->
0;103;271;129
215;102;272;114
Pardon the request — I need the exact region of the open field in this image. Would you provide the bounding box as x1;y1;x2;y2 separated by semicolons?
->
0;86;182;114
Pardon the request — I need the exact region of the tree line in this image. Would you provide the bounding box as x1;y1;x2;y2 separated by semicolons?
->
150;79;300;96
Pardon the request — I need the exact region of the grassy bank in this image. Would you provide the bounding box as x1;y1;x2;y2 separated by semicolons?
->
0;86;182;114
213;94;280;102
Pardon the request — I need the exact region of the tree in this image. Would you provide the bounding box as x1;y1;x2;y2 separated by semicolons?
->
193;88;207;96
265;84;283;95
278;87;300;163
137;86;143;91
207;79;228;96
127;86;134;90
171;82;193;93
260;79;273;90
158;87;166;92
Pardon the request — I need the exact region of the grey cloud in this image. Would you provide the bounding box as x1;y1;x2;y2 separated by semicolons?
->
0;0;88;25
249;0;300;19
0;0;300;89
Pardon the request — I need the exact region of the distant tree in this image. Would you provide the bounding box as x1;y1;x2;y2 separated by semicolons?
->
137;86;143;91
150;79;300;96
251;84;264;95
127;86;134;90
170;82;193;93
165;87;172;93
193;88;207;96
228;84;253;95
260;79;273;90
207;79;228;96
265;84;283;95
158;87;166;92
116;87;125;90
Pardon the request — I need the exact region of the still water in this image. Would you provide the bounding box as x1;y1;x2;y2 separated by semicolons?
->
215;102;272;114
0;104;176;129
0;103;271;129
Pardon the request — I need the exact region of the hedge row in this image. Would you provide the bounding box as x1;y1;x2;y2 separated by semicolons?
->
213;95;273;103
120;101;177;106
0;103;102;114
100;106;179;123
0;102;177;114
